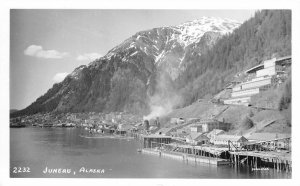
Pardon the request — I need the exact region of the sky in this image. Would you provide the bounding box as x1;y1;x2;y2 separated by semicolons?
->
10;9;256;110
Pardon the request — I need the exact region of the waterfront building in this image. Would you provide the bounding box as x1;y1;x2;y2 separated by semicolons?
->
134;123;144;130
206;129;225;143
248;133;291;142
213;135;248;147
186;133;209;145
156;127;176;136
142;134;172;148
247;133;291;150
117;123;133;134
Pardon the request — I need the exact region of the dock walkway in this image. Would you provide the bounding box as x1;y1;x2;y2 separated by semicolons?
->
229;150;291;172
141;148;230;166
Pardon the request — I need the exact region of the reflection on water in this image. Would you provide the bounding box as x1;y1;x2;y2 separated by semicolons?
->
10;128;291;178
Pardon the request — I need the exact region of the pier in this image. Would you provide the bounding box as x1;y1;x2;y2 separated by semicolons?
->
141;134;172;148
139;135;291;171
140;135;230;166
229;151;291;172
141;148;230;166
227;136;292;172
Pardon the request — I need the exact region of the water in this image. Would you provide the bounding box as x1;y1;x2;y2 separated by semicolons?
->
10;127;291;178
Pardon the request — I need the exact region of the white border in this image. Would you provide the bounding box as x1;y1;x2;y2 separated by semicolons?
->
1;0;300;186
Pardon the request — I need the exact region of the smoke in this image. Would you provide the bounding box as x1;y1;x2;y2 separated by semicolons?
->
143;72;182;120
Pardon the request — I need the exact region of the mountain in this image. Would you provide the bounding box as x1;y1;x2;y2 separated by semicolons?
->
12;17;240;117
103;17;240;80
12;10;291;119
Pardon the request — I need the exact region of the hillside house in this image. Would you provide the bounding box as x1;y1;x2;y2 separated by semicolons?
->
170;118;185;125
190;125;202;133
223;56;291;106
199;119;231;132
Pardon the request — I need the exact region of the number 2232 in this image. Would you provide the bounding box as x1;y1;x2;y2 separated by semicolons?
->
12;167;30;173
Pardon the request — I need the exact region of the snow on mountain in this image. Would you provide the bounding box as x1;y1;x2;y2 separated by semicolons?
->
85;17;241;81
171;17;241;46
150;17;241;79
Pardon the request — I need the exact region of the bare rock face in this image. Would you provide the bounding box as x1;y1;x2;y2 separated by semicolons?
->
16;17;240;115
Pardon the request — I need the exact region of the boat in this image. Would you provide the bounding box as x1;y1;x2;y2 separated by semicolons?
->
65;123;76;127
79;133;134;140
10;123;26;128
38;123;53;128
55;123;63;127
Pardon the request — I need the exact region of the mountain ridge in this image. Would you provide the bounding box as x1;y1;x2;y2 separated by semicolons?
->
11;11;291;119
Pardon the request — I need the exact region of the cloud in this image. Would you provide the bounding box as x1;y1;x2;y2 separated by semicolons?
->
53;72;68;83
76;53;102;61
24;45;69;59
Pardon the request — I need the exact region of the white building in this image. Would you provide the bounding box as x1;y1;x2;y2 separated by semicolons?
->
206;129;225;143
223;96;251;106
186;133;209;145
190;125;202;133
223;56;291;106
212;135;248;147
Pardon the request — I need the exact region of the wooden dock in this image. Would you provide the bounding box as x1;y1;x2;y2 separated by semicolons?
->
229;151;291;172
141;148;230;166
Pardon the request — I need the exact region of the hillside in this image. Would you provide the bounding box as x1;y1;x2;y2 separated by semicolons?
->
162;99;291;135
176;10;291;106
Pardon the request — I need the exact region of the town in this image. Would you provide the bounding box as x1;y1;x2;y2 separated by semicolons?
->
10;55;292;172
10;109;292;172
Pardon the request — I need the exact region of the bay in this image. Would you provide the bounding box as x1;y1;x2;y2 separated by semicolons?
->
10;128;291;178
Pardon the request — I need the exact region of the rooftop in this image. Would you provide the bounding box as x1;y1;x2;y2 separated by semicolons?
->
206;129;225;137
248;133;291;141
156;127;175;134
198;118;218;124
276;55;291;63
187;132;209;140
214;135;247;142
245;64;264;74
142;134;172;139
244;55;291;74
